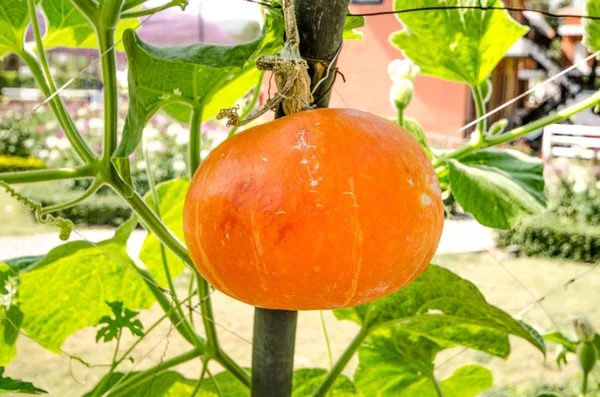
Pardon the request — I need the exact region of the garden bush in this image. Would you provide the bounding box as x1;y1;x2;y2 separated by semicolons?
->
20;183;132;227
498;215;600;263
0;155;45;172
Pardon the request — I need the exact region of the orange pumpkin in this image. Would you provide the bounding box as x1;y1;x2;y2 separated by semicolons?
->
183;108;443;310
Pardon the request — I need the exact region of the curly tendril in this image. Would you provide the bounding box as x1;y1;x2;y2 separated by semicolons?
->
0;181;73;241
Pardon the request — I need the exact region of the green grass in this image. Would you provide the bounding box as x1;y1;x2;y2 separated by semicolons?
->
3;252;600;396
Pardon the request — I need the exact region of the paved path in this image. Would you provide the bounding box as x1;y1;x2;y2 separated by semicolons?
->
0;218;495;260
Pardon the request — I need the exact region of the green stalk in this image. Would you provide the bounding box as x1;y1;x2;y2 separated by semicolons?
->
143;135;189;336
432;376;444;397
434;91;600;167
121;1;182;18
188;107;220;353
91;330;123;397
103;347;204;397
122;0;147;11
0;166;95;184
396;108;404;127
581;371;589;396
96;27;119;166
40;180;102;214
19;52;96;163
319;311;333;370
311;330;368;397
187;107;250;386
132;265;204;347
471;84;486;141
227;72;264;138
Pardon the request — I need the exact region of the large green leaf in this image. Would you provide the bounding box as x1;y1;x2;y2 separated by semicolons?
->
390;0;528;85
334;265;545;358
0;368;47;394
41;0;137;51
18;218;155;352
115;9;284;157
84;371;217;397
584;0;600;53
139;178;189;287
0;0;29;56
447;149;546;229
292;369;359;397
0;263;21;366
355;330;492;397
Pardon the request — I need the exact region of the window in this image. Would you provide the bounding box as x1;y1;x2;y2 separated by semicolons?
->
350;0;383;3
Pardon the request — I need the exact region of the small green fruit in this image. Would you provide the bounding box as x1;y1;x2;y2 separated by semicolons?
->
577;341;598;374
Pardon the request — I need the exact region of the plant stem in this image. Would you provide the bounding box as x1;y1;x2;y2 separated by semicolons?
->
214;349;251;388
207;367;224;397
0;166;95;184
40;180;102;214
70;0;98;22
471;84;486;141
434;91;600;167
311;330;368;397
189;108;203;173
91;330;122;397
122;0;148;11
104;347;204;397
190;360;209;397
582;371;589;396
121;1;182;18
251;308;298;397
96;26;119;166
319;311;333;370
432;375;445;397
397;108;404;126
227;72;265;138
18;50;96;163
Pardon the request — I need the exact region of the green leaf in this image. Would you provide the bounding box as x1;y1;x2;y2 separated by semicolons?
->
84;371;217;397
355;331;492;397
439;365;493;396
0;0;29;56
583;0;600;53
0;263;21;366
115;8;284;157
447;149;546;229
544;331;578;353
3;256;44;273
0;367;47;394
390;0;528;85
334;264;545;358
95;301;144;343
139;178;189;287
292;369;359;397
343;15;365;40
18;220;154;352
41;0;138;51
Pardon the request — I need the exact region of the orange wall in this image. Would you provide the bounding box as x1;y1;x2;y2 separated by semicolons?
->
328;0;470;137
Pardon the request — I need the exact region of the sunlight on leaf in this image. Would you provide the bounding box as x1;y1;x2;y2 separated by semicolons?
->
390;0;528;85
0;0;29;56
448;149;546;229
18;218;154;352
115;8;284;158
334;264;546;357
343;15;365;40
41;0;137;51
0;263;21;366
583;0;600;53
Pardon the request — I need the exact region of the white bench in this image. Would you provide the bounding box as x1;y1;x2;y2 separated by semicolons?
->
542;124;600;160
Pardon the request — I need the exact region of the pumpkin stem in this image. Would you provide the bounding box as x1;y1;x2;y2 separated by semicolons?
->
217;0;314;127
251;308;298;397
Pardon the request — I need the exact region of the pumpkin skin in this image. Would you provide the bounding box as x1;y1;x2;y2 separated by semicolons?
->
183;108;443;310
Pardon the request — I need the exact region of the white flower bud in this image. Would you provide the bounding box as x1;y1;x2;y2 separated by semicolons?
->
388;59;420;83
573;316;596;343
